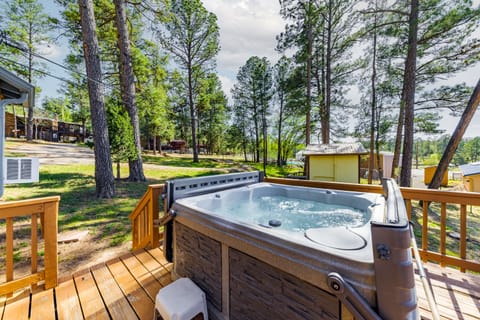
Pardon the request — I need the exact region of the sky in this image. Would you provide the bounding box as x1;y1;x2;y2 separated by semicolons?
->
35;0;480;139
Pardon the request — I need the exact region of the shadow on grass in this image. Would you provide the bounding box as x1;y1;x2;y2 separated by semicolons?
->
143;155;235;169
3;168;228;244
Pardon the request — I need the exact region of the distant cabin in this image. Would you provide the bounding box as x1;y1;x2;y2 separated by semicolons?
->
304;143;368;183
359;151;403;179
424;166;448;187
459;162;480;192
4;112;87;142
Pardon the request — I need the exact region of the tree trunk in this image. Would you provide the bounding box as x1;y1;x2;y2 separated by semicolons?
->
114;0;146;181
277;94;284;166
187;59;199;162
368;15;378;185
262;103;268;175
153;135;157;155
429;78;480;189
116;160;121;180
306;10;312;146
323;1;333;144
242;128;248;162
26;21;34;142
79;0;115;198
399;0;419;187
392;85;405;179
319;26;327;143
253;102;260;163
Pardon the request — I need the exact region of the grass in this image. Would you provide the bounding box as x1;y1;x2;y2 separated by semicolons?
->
3;161;227;244
245;162;303;177
143;153;238;169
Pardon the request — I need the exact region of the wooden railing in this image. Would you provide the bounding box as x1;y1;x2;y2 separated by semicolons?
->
0;196;60;296
130;178;480;273
129;184;165;250
265;177;480;273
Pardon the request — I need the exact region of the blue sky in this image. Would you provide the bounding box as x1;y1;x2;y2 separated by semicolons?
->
36;0;480;138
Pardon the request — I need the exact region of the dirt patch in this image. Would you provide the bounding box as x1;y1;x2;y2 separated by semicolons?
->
57;232;131;277
0;225;132;281
5;140;94;165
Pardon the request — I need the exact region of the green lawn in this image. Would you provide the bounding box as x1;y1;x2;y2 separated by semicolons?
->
3;161;230;244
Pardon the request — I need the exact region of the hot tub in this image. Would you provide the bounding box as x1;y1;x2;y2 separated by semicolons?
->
165;172;417;320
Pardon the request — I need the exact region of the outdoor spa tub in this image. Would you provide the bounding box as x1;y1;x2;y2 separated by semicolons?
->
162;172;417;320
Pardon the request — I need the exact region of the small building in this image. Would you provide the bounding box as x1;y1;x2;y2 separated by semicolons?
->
360;151;402;179
1;66;35;139
304;143;368;183
459;162;480;192
169;140;186;153
424;166;448;187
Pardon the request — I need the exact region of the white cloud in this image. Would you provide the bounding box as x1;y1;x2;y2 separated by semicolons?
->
37;42;65;59
218;74;234;101
203;0;284;76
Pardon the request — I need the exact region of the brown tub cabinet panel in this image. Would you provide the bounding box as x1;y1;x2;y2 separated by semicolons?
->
229;248;340;320
174;222;223;311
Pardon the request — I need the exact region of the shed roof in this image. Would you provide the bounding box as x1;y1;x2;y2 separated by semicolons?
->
459;162;480;177
304;142;368;156
0;66;35;107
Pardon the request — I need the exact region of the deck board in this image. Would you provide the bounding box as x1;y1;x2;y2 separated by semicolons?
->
55;278;83;320
30;288;55;320
0;248;478;320
418;262;480;319
106;257;155;320
73;269;110;319
2;290;30;320
119;252;162;301
0;295;5;319
90;264;138;320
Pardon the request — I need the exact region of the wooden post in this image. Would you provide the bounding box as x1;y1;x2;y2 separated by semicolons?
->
43;200;58;289
460;205;467;272
151;186;162;248
422;201;429;262
31;213;38;290
6;218;13;283
440;203;447;267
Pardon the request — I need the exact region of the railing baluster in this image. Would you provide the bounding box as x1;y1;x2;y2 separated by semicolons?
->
460;204;467;273
422;201;429;262
6;217;14;283
151;186;162;248
440;203;447;267
31;213;38;290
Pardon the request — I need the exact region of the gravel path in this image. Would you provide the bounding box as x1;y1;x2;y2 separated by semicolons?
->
7;141;95;165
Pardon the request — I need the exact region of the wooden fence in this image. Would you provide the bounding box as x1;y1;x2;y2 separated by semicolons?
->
128;184;164;250
265;177;480;273
0;196;60;296
130;178;480;273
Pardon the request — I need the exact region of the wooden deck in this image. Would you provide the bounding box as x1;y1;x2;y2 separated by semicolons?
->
0;248;172;320
1;248;479;320
416;263;480;319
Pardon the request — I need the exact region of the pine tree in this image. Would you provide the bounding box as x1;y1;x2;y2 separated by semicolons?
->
113;0;145;181
0;0;57;141
157;0;220;162
78;0;115;198
232;57;273;165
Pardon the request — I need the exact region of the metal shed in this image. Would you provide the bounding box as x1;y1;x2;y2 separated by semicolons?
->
304;142;368;183
459;162;480;192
